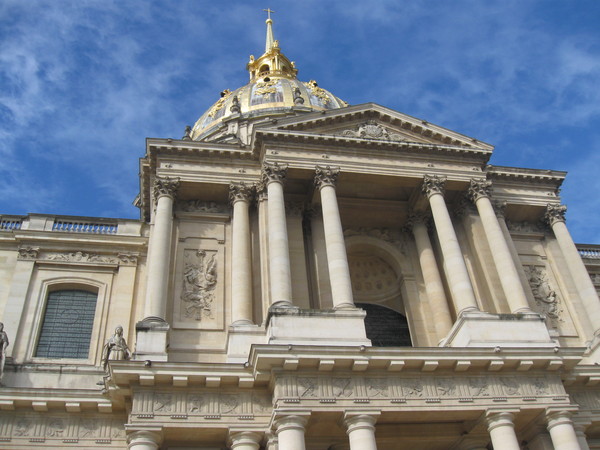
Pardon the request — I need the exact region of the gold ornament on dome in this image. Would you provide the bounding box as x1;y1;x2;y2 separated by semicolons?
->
255;79;278;97
208;89;232;118
304;80;331;105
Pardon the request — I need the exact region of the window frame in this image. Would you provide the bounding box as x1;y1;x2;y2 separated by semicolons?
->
28;277;109;365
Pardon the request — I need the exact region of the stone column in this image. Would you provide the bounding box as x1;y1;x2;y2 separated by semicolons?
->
127;430;163;450
275;414;308;450
574;423;591;450
546;410;581;450
314;166;354;309
407;211;453;339
467;179;532;313
230;182;255;325
545;204;600;335
486;411;521;450
344;413;379;450
262;162;294;308
422;175;479;315
229;430;262;450
144;177;180;320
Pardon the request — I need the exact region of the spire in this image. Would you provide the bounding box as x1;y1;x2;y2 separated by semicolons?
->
247;10;298;82
264;8;275;52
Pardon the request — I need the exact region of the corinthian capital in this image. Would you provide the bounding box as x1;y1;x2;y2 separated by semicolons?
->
405;210;431;232
229;182;254;205
314;165;340;190
153;177;180;202
261;162;288;186
467;178;493;202
422;175;446;198
544;203;567;226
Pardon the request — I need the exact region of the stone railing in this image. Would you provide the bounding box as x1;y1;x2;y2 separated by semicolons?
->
0;214;143;237
52;219;118;234
578;245;600;260
0;217;22;231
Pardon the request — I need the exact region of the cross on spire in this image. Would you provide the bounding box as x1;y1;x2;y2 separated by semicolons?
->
263;8;275;21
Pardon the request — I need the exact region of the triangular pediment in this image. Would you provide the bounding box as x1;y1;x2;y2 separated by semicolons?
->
257;103;493;151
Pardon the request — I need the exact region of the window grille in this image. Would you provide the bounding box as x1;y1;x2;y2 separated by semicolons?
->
35;289;98;359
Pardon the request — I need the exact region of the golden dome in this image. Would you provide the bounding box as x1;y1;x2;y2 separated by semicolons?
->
190;13;347;141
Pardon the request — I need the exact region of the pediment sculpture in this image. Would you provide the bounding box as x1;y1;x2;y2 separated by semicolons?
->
340;120;407;142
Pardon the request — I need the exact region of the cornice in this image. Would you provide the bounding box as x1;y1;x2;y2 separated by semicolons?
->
252;129;493;162
486;165;566;187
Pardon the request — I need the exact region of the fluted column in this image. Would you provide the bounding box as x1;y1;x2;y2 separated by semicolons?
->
422;175;479;315
229;430;262;450
545;204;600;335
230;182;255;325
314;166;354;309
407;211;453;339
275;414;308;450
486;411;520;450
468;179;532;313
262;162;293;307
546;410;581;450
127;430;163;450
145;177;179;319
344;413;379;450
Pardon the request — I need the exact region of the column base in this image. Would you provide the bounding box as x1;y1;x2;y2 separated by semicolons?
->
441;311;556;348
133;317;170;362
267;307;371;346
227;323;267;363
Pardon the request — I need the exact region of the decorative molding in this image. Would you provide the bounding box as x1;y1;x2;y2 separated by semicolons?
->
117;253;139;266
17;246;39;261
544;204;567;226
340;120;406;142
467;178;492;202
261;162;288;186
229;182;254;205
314;165;340;190
422;175;446;198
303;80;331;105
506;220;544;233
153;177;180;203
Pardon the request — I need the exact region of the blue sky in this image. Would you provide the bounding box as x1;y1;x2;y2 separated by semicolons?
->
1;1;599;244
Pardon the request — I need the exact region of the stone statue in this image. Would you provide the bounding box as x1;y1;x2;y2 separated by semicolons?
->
101;326;131;370
0;322;8;383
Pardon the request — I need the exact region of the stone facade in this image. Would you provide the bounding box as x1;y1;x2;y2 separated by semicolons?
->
1;16;600;450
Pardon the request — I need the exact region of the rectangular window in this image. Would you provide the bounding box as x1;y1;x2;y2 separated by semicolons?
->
35;289;98;359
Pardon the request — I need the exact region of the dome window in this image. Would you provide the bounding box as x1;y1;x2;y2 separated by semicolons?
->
259;64;270;74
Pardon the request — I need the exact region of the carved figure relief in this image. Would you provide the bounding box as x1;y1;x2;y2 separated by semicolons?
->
506;220;545;233
524;265;563;323
402;379;424;397
366;378;388;398
176;200;229;213
436;379;457;397
220;394;239;414
153;394;173;413
181;250;217;321
14;419;31;436
298;378;318;398
45;251;118;264
78;419;99;438
188;394;207;413
46;419;65;437
469;378;491;397
500;377;520;396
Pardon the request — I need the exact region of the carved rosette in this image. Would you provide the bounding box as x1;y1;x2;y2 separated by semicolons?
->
153;177;180;202
261;162;288;186
422;175;446;199
229;182;254;205
544;203;567;226
467;178;493;202
17;246;39;260
314;165;340;190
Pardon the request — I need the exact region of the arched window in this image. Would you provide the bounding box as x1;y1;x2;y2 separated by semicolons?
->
356;303;412;347
35;289;98;359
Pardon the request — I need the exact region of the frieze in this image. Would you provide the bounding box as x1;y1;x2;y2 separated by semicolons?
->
273;374;566;406
131;390;272;421
0;413;126;444
506;220;545;233
41;251;119;264
176;200;230;214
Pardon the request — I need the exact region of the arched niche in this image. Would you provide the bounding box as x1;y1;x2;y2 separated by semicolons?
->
345;234;418;347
